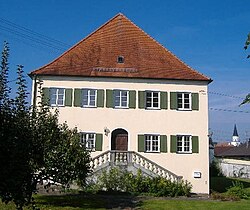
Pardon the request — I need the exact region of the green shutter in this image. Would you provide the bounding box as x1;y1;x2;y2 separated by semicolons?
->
192;93;199;111
95;133;103;151
170;135;177;153
97;89;104;107
65;88;72;107
192;136;199;153
106;89;113;108
160;92;168;109
129;90;136;109
42;87;50;105
138;135;145;152
170;92;177;110
138;91;145;109
74;89;82;107
160;135;167;153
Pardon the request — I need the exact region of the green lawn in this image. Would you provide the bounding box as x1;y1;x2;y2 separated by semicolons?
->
141;199;250;210
1;194;250;210
1;177;250;210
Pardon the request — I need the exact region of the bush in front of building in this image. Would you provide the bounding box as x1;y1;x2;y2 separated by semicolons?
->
86;167;192;197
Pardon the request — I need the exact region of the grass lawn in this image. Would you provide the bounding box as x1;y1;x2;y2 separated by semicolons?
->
141;199;250;210
1;177;250;210
1;193;250;210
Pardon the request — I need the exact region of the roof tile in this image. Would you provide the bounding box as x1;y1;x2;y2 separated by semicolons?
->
30;14;211;82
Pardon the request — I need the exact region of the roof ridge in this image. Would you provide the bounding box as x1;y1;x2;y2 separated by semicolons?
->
31;13;123;73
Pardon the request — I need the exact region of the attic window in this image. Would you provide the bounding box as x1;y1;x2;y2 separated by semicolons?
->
117;56;124;63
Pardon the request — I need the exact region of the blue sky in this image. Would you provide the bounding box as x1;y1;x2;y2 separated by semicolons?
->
0;0;250;142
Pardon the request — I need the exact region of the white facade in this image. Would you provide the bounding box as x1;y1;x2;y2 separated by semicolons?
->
32;75;210;194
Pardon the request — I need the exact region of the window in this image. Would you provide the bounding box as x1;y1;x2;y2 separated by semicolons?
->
177;135;192;153
145;135;160;152
146;91;160;109
114;90;128;108
177;92;191;110
82;89;97;107
117;56;124;63
50;88;65;106
80;133;96;150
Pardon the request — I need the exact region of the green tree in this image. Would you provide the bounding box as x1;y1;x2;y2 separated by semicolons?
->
0;43;91;210
0;41;11;107
240;33;250;105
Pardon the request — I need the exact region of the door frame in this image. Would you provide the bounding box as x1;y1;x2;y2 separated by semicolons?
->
110;127;130;151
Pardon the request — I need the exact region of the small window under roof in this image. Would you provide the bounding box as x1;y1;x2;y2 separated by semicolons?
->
117;56;124;63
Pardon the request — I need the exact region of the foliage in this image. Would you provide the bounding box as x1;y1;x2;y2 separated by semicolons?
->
89;167;192;197
210;176;250;193
210;160;224;177
226;181;248;199
0;42;91;210
240;93;250;106
240;33;250;105
244;33;250;58
211;191;241;201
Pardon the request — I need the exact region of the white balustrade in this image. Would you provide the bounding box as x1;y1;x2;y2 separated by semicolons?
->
90;150;182;182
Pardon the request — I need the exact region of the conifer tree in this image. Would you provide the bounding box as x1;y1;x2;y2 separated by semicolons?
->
0;41;11;107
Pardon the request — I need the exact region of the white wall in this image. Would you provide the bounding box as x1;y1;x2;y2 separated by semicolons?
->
217;158;250;178
32;76;210;194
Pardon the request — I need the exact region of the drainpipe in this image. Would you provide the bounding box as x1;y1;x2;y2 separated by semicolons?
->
32;74;37;107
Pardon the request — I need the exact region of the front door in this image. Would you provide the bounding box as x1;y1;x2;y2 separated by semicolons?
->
111;129;128;151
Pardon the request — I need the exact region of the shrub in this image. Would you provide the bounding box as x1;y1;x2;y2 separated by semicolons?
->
211;191;240;201
226;181;248;199
210;160;223;177
89;167;192;197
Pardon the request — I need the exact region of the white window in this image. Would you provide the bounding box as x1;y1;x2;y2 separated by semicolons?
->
80;133;96;150
50;88;65;106
114;90;128;108
177;135;192;153
146;91;160;109
82;89;97;107
145;135;160;152
177;92;191;110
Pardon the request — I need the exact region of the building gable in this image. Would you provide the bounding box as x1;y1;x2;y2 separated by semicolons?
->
30;13;211;82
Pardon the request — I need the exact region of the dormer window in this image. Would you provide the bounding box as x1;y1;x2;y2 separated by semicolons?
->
117;56;124;63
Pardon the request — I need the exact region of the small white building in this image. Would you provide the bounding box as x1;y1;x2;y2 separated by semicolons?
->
29;14;212;194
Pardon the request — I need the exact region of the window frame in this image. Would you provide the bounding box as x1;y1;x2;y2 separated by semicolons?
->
176;135;192;154
82;89;97;108
177;92;192;110
114;89;129;108
80;132;96;151
145;91;160;109
145;134;160;153
50;88;65;107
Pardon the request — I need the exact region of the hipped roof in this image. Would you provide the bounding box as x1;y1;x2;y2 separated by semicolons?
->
30;13;211;82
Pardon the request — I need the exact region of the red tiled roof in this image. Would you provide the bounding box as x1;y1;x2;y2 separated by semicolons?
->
215;142;250;157
30;13;211;82
214;145;234;156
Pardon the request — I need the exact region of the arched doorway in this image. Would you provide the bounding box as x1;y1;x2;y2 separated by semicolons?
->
111;128;128;151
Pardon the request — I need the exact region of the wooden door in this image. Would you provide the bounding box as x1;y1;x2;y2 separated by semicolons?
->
113;134;128;151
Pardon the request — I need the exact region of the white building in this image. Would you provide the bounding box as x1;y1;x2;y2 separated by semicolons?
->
29;14;212;194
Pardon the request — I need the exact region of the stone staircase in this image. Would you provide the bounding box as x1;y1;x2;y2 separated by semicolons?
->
90;150;182;182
